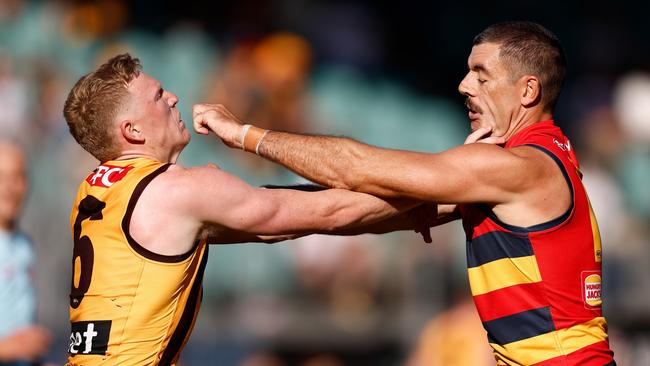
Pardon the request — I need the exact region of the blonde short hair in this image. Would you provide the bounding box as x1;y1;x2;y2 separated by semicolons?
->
63;53;141;162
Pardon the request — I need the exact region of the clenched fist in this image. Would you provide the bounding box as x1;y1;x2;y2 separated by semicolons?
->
192;104;246;149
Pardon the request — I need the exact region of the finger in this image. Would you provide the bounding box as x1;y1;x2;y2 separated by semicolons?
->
417;227;432;243
192;104;214;119
464;127;492;144
414;225;432;243
192;113;210;135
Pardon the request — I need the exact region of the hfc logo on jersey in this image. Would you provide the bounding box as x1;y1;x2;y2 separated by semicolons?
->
69;320;111;355
85;165;133;188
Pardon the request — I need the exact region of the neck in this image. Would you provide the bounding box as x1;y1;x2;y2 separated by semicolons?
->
113;148;180;164
503;109;553;141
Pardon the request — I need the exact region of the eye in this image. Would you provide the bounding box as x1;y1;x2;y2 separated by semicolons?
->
478;78;487;84
155;88;163;101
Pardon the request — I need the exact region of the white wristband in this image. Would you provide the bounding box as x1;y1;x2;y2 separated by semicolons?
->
240;124;252;150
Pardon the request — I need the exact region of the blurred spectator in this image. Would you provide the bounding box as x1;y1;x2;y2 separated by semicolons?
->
613;72;650;221
404;296;494;366
0;54;29;142
0;141;51;366
291;235;382;334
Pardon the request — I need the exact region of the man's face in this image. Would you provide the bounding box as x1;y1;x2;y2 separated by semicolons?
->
0;144;27;230
124;73;190;157
458;42;523;137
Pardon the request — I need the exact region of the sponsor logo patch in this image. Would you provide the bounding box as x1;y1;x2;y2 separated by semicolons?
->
85;165;133;188
69;320;111;355
581;271;602;309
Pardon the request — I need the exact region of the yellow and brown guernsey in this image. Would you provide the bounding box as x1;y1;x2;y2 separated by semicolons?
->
66;157;208;366
459;121;616;366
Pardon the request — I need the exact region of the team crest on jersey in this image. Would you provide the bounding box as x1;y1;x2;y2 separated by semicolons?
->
69;320;111;355
85;164;133;188
553;138;571;152
581;271;602;309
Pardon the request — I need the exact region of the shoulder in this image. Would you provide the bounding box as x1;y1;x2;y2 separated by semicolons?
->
508;145;561;174
151;163;222;190
145;163;252;208
448;143;540;172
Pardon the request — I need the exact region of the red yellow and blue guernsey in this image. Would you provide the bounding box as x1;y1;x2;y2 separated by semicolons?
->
67;157;208;366
459;121;615;366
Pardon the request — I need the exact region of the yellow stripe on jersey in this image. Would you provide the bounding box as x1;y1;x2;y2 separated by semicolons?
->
490;317;609;366
586;197;603;263
468;256;542;296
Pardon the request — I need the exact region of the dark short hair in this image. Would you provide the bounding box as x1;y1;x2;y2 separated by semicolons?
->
474;21;566;111
64;53;142;162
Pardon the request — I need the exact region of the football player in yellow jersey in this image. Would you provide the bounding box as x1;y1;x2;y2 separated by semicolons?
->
62;54;430;366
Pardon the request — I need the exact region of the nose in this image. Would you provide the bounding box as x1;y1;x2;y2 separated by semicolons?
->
458;73;474;97
166;91;179;108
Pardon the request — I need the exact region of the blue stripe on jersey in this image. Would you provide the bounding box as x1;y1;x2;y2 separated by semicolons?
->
484;306;555;345
467;231;533;268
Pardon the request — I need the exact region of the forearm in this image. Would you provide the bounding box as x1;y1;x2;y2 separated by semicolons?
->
307;188;418;231
256;131;445;200
202;224;304;244
321;210;418;236
258;132;382;193
323;203;460;236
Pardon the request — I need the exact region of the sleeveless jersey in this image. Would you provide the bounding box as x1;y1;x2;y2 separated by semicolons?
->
458;121;615;366
67;157;208;366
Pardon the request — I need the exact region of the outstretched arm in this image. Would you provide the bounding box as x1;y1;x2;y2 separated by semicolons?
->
153;164;421;250
192;104;519;204
202;203;457;244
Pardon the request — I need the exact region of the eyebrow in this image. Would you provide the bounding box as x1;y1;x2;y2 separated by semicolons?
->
471;63;492;77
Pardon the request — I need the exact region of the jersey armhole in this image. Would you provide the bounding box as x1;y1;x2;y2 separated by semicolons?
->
479;144;575;233
121;163;200;263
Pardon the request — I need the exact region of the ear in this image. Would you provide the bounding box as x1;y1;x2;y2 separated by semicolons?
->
119;119;145;144
521;75;541;108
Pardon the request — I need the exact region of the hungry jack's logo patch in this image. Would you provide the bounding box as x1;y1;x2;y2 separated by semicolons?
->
582;271;602;309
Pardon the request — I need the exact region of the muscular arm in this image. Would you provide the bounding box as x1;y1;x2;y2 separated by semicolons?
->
192;104;541;205
201;203;457;244
258;184;460;240
246;132;539;204
141;164;420;253
189;166;416;233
